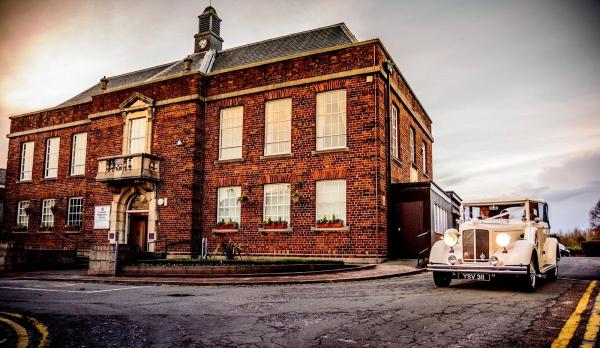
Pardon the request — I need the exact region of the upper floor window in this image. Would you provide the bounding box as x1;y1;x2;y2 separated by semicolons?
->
409;127;416;164
41;199;56;227
71;133;87;176
265;99;292;156
217;186;241;224
316;90;346;150
263;183;290;223
45;137;60;178
20;141;34;181
17;201;30;228
128;117;146;154
67;197;83;227
422;141;427;174
316;180;346;225
391;106;399;160
219;106;243;160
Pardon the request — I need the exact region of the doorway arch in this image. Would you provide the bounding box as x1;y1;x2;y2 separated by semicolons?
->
126;194;149;252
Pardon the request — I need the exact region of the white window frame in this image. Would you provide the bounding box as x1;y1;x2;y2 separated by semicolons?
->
20;142;34;181
316;180;347;225
422;141;427;174
391;105;399;160
67;197;83;227
409;127;416;164
17;201;30;228
316;90;347;150
217;186;241;224
263;183;291;223
264;99;292;156
71;133;87;176
44;137;60;178
219;106;243;160
128;117;147;154
41;199;56;227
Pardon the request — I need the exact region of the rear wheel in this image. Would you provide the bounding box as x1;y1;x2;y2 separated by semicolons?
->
521;259;537;292
433;272;452;287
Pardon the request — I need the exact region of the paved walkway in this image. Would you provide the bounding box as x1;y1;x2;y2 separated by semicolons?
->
1;261;424;286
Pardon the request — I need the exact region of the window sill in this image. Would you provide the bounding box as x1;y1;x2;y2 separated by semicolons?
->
17;180;32;184
41;177;58;181
214;158;243;164
311;147;349;155
69;175;85;179
11;231;29;234
64;230;82;234
392;158;402;166
212;228;241;234
259;227;293;233
37;230;54;234
260;153;293;160
311;226;350;232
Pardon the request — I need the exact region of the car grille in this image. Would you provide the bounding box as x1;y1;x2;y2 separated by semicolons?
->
462;229;490;262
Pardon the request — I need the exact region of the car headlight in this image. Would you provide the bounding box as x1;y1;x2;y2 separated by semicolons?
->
496;233;511;247
443;229;459;247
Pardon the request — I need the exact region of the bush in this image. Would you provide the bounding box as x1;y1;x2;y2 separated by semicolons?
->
581;240;600;257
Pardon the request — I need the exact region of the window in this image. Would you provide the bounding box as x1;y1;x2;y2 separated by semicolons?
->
316;90;346;150
71;133;87;176
17;201;30;227
44;137;60;178
41;199;56;227
67;197;83;227
217;187;241;224
422;141;427;174
128;117;147;154
263;183;290;223
265;99;292;156
391;106;399;160
433;204;449;235
409;127;416;164
219;106;243;160
20;142;34;181
316;180;346;225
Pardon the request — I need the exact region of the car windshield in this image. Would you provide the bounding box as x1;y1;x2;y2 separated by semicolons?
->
463;203;525;221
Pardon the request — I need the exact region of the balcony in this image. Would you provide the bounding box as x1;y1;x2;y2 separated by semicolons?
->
96;153;161;183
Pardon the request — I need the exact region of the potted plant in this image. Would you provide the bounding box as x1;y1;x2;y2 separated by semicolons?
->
316;215;329;228
328;214;344;228
13;224;28;232
237;194;250;204
274;216;288;229
39;223;54;232
291;189;302;204
216;218;239;230
263;217;274;229
64;223;81;232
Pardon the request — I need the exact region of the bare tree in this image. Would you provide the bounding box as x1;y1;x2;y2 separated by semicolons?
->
590;198;600;232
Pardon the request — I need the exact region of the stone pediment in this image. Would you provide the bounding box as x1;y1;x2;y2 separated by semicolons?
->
119;93;154;110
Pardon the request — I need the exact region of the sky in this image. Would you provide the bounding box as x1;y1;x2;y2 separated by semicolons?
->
1;0;599;232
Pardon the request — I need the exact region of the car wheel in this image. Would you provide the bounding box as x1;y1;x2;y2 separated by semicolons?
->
546;264;558;281
433;272;452;287
522;259;537;292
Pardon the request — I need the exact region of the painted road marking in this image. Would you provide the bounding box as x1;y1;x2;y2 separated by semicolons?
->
1;311;50;348
580;287;600;348
0;314;29;348
551;280;597;348
0;285;149;293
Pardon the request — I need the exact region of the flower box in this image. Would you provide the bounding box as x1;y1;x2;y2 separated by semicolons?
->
327;222;344;228
263;223;288;229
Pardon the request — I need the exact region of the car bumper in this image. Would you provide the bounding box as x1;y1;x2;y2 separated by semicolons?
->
427;263;529;275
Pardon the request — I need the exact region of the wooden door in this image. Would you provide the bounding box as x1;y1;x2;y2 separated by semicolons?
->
128;215;148;252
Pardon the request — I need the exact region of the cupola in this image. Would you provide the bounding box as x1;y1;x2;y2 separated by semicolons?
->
194;6;223;53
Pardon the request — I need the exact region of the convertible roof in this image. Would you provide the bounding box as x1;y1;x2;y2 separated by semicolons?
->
462;198;545;205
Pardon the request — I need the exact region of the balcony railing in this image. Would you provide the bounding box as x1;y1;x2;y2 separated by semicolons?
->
96;153;161;183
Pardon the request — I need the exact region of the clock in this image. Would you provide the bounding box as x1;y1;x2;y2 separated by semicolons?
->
198;38;208;49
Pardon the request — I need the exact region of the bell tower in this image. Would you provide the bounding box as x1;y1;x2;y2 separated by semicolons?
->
194;6;223;53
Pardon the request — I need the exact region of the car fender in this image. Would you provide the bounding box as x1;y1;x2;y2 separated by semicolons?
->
497;239;536;266
429;239;452;263
544;237;559;266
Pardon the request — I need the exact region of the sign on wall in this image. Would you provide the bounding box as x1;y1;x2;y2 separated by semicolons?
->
94;205;111;229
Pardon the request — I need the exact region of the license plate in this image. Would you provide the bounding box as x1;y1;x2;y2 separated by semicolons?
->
457;273;490;281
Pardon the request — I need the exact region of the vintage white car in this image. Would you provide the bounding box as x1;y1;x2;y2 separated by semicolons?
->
427;198;559;291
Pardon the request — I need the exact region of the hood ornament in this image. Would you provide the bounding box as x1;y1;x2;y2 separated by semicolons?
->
480;253;486;260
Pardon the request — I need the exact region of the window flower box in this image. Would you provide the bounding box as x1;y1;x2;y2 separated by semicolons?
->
64;224;82;232
263;218;288;229
316;215;344;229
38;223;54;232
216;218;239;230
12;224;28;232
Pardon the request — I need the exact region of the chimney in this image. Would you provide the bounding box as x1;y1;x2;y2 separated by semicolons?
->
183;55;193;72
100;76;108;90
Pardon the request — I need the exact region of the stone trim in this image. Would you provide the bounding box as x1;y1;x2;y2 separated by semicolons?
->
311;226;350;232
89;94;201;120
212;229;241;234
260;153;294;160
7;119;91;138
206;66;379;102
258;227;293;233
311;147;349;155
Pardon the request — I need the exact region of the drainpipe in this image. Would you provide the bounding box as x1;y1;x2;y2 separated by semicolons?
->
383;60;394;260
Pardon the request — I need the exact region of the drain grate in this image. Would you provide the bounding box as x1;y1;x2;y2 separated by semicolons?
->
167;293;194;297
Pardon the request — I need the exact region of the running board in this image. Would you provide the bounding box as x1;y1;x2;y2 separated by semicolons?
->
540;264;556;273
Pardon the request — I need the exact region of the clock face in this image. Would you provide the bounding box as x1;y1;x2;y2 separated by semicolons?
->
198;38;208;49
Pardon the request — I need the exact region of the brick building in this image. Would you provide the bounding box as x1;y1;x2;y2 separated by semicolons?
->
4;6;434;262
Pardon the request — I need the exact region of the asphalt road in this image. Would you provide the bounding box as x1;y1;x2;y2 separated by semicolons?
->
0;257;598;347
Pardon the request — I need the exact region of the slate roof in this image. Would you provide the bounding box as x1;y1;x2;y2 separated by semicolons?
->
58;23;356;108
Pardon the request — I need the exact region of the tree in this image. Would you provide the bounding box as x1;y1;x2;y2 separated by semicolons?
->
590;198;600;232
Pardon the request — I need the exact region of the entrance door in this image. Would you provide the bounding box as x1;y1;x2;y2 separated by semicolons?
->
390;201;424;259
128;214;148;252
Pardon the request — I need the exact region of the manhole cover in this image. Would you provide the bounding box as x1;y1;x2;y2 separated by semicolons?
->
167;293;194;297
